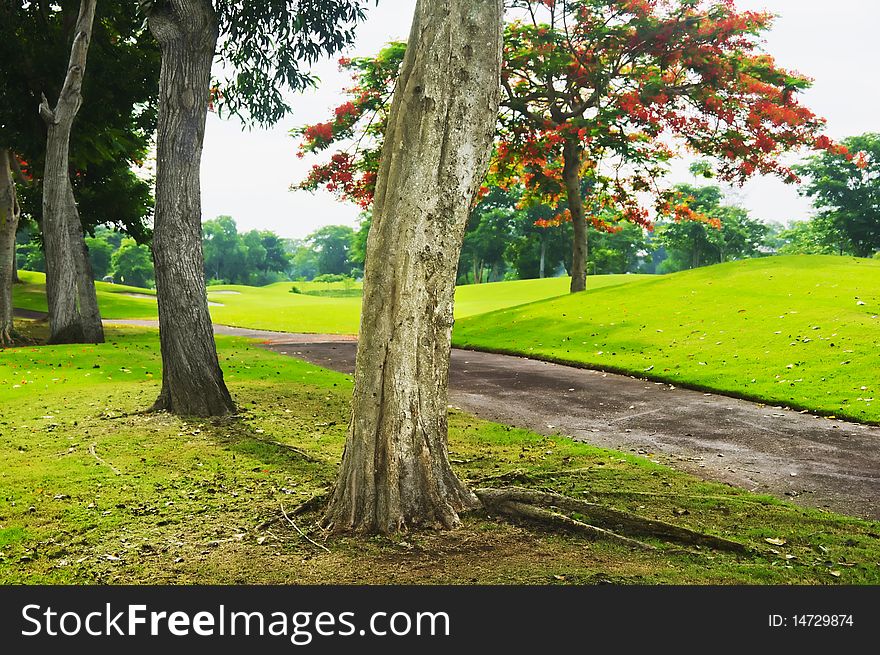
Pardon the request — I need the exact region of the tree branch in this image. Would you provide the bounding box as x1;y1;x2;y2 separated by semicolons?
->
40;0;97;126
38;93;57;125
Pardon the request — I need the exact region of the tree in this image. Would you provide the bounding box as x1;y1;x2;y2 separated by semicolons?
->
84;234;114;280
0;150;25;345
0;1;160;343
348;213;372;274
38;0;104;345
297;1;837;294
202;216;245;283
201;217;290;284
505;199;571;279
794;133;879;257
775;218;841;256
308;225;355;277
140;0;372;417
323;0;504;534
495;0;837;292
589;222;649;275
112;238;155;289
286;239;320;280
255;231;290;283
654;183;769;272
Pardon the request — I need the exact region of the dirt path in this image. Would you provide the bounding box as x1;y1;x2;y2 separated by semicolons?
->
105;319;880;519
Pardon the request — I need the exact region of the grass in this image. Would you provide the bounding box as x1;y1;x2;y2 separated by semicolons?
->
13;271;160;320
1;323;879;585
13;271;640;334
454;255;880;424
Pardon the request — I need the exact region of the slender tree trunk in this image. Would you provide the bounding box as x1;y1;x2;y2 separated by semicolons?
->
69;184;103;342
539;239;546;278
563;139;588;292
146;1;234;416
323;0;504;535
39;0;104;345
0;149;20;346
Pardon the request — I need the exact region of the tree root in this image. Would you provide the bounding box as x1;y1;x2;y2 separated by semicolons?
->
0;324;18;348
88;443;122;476
281;502;330;553
475;486;750;554
255;492;329;531
493;500;656;551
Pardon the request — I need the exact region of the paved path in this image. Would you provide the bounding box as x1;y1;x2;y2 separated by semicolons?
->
102;319;880;520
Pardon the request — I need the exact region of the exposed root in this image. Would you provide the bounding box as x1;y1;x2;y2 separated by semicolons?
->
493;500;656;551
262;439;323;463
291;491;329;516
281;502;330;553
88;443;122;476
475;486;750;554
255;492;329;531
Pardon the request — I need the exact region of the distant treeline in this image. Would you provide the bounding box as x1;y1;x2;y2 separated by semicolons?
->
15;174;879;290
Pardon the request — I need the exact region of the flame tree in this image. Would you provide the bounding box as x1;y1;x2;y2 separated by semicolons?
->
296;0;841;292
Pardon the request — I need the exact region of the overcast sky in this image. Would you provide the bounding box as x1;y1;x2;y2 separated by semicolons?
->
199;0;880;240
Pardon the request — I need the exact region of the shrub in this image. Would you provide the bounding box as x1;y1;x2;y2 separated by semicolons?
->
312;273;349;283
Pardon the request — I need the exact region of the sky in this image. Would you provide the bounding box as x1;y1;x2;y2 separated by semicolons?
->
199;0;880;240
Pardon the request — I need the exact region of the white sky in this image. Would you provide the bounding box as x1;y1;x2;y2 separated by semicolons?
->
199;0;880;239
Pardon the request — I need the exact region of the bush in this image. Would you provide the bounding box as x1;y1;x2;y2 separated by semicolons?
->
312;273;349;283
873;252;880;261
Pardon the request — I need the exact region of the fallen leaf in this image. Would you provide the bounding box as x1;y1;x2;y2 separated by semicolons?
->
765;537;787;546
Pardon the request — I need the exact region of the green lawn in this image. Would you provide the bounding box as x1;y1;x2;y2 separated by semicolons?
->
1;325;878;584
454;255;880;424
13;270;641;334
13;256;880;423
13;271;160;320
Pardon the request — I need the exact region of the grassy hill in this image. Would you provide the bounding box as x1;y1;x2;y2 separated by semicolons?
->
454;255;880;424
12;271;642;334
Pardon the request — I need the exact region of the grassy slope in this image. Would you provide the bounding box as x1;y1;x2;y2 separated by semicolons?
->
454;255;880;424
1;325;878;584
13;271;159;320
12;271;641;334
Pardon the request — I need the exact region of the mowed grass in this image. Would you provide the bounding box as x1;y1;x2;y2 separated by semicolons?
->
13;271;160;320
13;270;640;334
1;325;879;585
454;255;880;424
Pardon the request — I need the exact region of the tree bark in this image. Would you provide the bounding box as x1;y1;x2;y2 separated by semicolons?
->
146;0;234;416
0;149;20;346
323;0;504;534
563;139;588;293
39;0;104;345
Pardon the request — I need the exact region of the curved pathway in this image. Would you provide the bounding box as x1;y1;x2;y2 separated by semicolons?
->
102;319;880;519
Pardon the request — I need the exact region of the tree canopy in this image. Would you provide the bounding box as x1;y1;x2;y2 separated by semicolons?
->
794;133;878;258
294;0;840;292
0;1;160;241
137;0;375;127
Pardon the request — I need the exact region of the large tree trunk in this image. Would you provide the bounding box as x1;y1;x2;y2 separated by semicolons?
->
563;139;588;293
39;0;104;345
0;149;20;346
146;1;234;416
323;0;504;535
